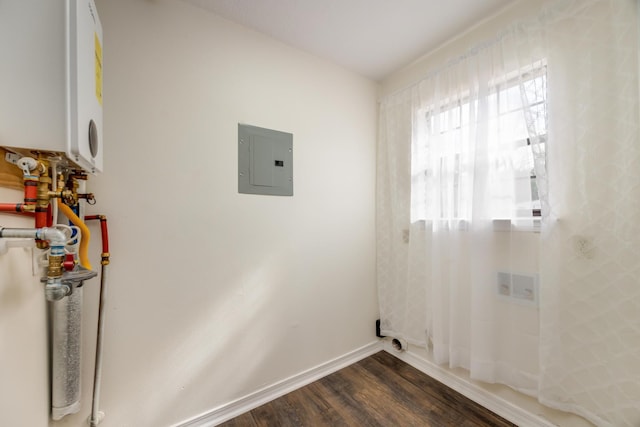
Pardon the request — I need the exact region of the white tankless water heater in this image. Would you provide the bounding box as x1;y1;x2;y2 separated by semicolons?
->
0;0;103;174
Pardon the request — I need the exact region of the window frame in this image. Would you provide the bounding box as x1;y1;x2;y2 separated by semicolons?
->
410;63;547;227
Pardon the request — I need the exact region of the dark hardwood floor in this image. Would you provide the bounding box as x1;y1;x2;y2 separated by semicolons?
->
219;351;516;427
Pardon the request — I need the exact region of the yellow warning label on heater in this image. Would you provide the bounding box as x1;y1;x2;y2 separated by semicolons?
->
95;33;103;106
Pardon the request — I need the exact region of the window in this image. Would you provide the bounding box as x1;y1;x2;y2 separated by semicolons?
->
410;64;547;225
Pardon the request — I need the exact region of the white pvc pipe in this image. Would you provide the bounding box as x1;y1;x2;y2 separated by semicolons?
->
77;179;86;221
51;160;58;226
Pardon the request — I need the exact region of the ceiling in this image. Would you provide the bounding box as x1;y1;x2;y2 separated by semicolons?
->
180;0;517;81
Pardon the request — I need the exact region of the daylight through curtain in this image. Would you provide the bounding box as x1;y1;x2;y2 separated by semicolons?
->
376;1;640;425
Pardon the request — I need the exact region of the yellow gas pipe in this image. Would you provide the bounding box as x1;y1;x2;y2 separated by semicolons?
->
58;202;92;270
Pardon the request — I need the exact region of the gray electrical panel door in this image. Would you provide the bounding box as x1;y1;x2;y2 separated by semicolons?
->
238;124;293;196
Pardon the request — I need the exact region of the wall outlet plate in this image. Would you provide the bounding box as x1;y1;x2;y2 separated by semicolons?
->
497;271;538;306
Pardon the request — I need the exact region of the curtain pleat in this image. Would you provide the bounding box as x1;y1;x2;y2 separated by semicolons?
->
376;1;640;425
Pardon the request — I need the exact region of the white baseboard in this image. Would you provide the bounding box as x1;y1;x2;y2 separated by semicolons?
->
176;338;556;427
174;341;383;427
382;341;558;427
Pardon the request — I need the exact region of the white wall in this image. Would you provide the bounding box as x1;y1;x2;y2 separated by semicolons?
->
380;0;544;97
82;0;378;425
3;0;379;426
0;189;49;427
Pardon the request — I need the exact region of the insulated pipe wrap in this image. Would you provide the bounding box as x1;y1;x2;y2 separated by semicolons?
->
50;286;83;420
47;267;97;421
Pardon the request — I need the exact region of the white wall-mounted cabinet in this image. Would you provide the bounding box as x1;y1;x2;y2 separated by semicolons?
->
0;0;103;174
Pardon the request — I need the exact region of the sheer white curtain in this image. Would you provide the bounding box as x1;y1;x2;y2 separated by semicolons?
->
536;1;640;426
377;0;640;425
379;24;546;395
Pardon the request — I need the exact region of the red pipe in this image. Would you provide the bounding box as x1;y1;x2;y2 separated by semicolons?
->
46;204;53;227
0;175;38;217
35;207;48;229
23;179;37;205
0;203;35;216
0;203;28;212
85;215;110;258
